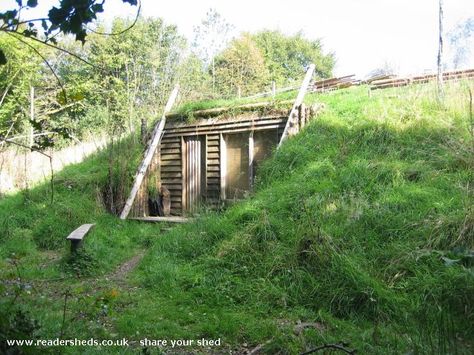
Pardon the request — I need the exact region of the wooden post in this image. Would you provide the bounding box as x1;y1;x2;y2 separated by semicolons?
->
203;134;208;200
29;86;34;147
120;85;179;220
181;135;187;214
437;0;444;98
248;131;254;188
271;81;276;98
278;64;315;148
219;133;226;201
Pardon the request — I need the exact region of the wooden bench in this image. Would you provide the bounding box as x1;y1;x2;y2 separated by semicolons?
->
66;224;95;253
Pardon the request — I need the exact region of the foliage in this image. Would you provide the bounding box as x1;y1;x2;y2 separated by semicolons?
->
0;0;138;61
83;17;185;134
252;30;335;85
214;34;270;97
0;33;76;148
0;16;189;149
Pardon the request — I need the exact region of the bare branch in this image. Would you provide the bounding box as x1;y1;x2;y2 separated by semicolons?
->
87;0;142;36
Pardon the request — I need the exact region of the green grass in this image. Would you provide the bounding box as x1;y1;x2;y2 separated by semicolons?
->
1;81;473;354
172;90;298;120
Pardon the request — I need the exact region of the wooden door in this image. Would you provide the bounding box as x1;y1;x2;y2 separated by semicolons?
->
224;133;249;199
184;136;204;213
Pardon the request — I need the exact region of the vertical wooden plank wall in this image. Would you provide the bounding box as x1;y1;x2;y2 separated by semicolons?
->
159;135;183;215
130;145;160;217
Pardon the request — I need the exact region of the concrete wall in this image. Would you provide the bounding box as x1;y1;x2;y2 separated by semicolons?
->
0;136;107;194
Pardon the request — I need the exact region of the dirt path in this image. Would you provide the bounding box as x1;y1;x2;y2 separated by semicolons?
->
109;250;145;280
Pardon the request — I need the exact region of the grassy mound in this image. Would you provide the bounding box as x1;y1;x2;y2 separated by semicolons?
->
1;82;473;354
131;82;473;353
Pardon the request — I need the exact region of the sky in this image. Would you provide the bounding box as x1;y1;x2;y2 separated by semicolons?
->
3;0;474;78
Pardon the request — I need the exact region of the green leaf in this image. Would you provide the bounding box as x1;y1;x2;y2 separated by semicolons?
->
1;10;18;21
0;49;7;65
23;28;38;38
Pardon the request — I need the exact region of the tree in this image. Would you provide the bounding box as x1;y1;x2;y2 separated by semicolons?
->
437;0;444;97
192;9;234;93
252;30;335;86
59;17;186;136
448;17;474;69
0;0;138;64
214;34;269;97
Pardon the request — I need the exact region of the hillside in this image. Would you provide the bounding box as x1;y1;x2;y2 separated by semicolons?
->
1;82;473;354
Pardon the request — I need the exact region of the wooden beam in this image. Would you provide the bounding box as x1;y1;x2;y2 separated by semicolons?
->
203;134;208;200
249;131;254;188
130;216;191;223
120;85;179;220
164;123;287;138
220;133;226;200
181;135;187;214
278;64;315;148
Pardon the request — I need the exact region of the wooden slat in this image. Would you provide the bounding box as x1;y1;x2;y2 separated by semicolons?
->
66;224;95;240
208;146;219;153
160;171;182;178
161;166;182;172
207;172;220;178
208;152;219;159
160;160;181;167
160;142;180;149
164;184;182;190
207;165;220;171
130;216;190;223
161;154;181;161
161;179;182;185
160;147;181;154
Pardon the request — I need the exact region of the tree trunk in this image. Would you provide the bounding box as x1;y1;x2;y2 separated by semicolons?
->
437;0;444;99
